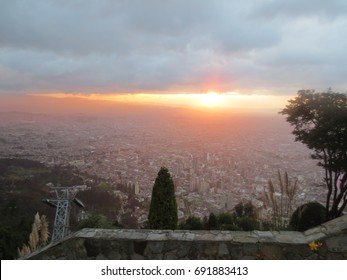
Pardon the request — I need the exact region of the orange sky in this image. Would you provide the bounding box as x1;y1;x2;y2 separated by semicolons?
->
20;92;292;111
0;92;293;116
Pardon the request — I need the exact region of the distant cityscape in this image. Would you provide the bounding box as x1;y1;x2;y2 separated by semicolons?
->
0;109;326;226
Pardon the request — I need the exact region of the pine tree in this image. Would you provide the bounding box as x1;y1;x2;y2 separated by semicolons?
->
148;167;178;229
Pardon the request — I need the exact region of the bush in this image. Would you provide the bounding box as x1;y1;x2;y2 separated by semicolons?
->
179;216;203;230
236;217;259;231
290;202;326;231
75;212;112;230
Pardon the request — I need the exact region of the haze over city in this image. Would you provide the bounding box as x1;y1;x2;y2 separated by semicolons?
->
1;1;346;225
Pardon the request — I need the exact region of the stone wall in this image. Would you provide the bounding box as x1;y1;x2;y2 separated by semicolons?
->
26;215;347;260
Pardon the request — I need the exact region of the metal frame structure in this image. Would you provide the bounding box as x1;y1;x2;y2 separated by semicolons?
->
43;185;85;243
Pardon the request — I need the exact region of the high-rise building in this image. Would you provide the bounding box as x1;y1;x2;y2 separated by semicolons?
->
193;156;198;173
219;193;233;211
134;181;140;195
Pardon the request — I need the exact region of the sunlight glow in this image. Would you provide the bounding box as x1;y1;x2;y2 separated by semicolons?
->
30;92;292;111
196;92;228;108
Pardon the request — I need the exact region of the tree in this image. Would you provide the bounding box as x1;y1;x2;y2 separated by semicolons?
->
280;89;347;220
148;167;178;229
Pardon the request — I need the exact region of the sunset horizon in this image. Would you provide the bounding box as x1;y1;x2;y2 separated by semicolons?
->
1;1;346;106
0;92;293;116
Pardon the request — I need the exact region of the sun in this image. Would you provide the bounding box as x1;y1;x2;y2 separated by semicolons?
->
196;91;225;108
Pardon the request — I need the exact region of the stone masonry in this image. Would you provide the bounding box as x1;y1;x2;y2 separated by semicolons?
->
26;215;347;260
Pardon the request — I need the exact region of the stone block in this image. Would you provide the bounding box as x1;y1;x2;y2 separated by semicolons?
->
325;235;347;253
218;243;229;257
242;243;258;256
126;231;149;240
228;244;243;259
134;241;147;255
168;231;185;240
305;232;326;242
258;244;283;260
195;232;218;241
213;232;234;242
183;232;196;241
203;243;219;256
304;225;326;236
163;241;179;253
273;232;306;244
232;235;258;243
145;241;164;254
251;231;275;242
147;233;168;241
76;228;97;238
108;251;122;259
177;243;190;258
164;252;178;260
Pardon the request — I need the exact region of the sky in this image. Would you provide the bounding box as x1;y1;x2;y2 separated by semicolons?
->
1;0;347;109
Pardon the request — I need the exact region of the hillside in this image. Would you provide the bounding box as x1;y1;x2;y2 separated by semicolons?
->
0;158;124;259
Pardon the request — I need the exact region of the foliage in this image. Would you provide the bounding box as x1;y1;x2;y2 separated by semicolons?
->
72;187;121;227
218;202;260;230
290;202;326;231
265;171;298;230
280;90;347;220
179;216;204;230
97;181;111;190
236;217;259;231
0;198;33;259
217;212;234;226
75;211;122;230
234;202;244;217
0;224;28;260
0;158;124;258
234;201;256;219
148;167;178;229
179;205;260;231
207;212;218;230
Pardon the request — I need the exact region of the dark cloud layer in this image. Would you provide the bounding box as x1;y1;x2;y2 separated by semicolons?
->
1;0;346;95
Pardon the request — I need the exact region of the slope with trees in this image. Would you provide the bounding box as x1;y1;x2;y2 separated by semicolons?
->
0;158;123;259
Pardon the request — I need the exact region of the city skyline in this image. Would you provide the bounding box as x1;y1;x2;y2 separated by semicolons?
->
0;106;326;225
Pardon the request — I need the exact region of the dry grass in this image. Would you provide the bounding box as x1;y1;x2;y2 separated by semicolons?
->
265;171;298;230
17;212;50;258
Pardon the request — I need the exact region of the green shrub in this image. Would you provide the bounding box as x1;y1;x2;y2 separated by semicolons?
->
236;217;259;231
290;202;326;231
179;216;203;230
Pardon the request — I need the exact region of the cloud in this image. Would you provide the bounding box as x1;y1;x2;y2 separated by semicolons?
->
251;0;347;20
0;0;346;96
